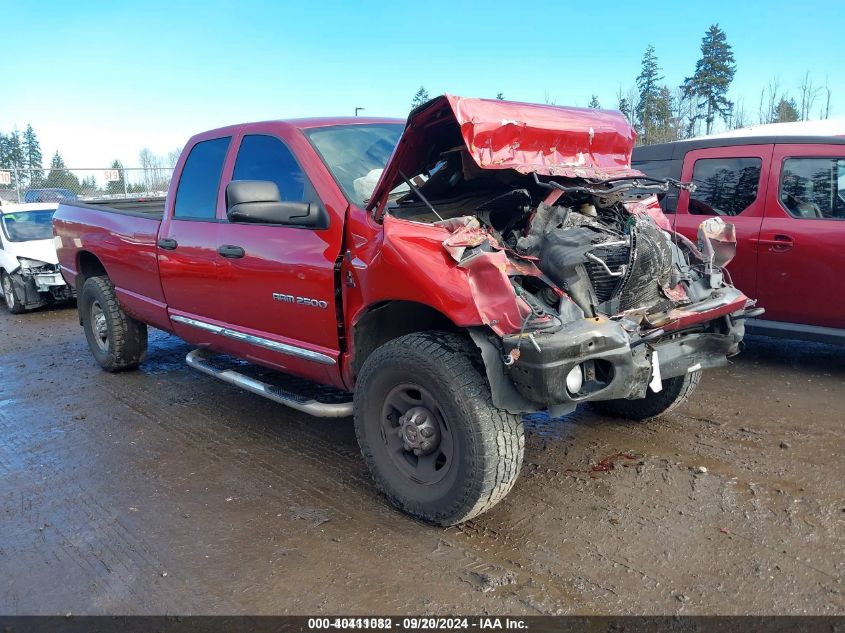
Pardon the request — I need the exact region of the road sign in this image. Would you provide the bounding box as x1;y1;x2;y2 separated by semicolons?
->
0;171;10;186
104;169;120;182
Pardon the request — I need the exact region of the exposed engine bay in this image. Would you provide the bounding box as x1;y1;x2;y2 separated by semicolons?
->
388;144;732;330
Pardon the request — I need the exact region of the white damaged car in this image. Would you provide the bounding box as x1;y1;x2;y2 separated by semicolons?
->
1;203;75;313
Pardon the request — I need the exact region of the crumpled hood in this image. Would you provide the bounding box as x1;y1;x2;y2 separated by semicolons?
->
368;94;639;213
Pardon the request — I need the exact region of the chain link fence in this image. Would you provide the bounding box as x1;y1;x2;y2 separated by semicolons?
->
0;167;175;204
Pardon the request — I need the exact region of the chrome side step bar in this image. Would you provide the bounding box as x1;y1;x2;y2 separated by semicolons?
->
185;349;353;418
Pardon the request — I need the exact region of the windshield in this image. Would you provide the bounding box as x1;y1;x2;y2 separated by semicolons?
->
1;210;56;242
305;123;404;206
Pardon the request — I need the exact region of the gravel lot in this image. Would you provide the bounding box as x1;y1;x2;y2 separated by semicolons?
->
1;304;843;615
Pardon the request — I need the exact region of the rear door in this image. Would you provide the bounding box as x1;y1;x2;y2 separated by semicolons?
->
158;136;231;339
675;144;773;299
755;145;845;328
212;127;346;382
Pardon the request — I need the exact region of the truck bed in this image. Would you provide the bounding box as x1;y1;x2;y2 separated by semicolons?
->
53;198;169;330
69;196;166;218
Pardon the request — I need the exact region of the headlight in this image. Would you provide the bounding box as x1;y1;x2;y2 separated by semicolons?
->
17;258;56;275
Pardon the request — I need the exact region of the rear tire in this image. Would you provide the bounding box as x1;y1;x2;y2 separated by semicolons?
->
2;271;27;314
80;276;148;371
354;331;524;526
590;370;701;420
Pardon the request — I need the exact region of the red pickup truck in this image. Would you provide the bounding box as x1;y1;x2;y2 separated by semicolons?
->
54;95;757;525
633;135;845;344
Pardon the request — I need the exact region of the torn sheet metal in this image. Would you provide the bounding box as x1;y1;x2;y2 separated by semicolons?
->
624;196;673;232
458;249;531;334
698;217;737;268
439;217;492;262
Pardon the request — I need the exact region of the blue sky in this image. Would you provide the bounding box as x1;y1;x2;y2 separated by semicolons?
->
3;0;843;166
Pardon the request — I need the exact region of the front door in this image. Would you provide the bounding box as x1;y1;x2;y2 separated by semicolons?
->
674;144;774;300
755;145;845;328
214;131;346;382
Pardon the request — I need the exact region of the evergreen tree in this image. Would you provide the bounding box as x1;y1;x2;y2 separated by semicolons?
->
618;97;632;123
7;131;24;171
588;95;601;108
682;24;736;134
496;92;505;100
45;150;80;193
22;124;44;186
775;98;799;123
0;133;9;168
80;175;99;196
635;45;665;144
106;159;126;195
3;131;26;189
0;133;10;193
411;86;430;109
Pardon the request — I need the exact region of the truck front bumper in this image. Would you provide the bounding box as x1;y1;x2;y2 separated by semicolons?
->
501;311;745;412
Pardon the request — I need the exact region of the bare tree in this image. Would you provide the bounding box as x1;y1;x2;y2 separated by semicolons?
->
138;148;170;193
167;147;183;168
543;89;557;106
821;77;832;119
615;85;639;125
758;77;782;124
730;97;748;130
798;71;821;121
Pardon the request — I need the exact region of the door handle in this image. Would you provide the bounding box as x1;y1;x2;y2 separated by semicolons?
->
217;244;245;259
157;238;178;250
752;234;794;252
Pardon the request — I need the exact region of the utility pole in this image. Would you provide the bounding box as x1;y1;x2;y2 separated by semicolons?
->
355;107;365;117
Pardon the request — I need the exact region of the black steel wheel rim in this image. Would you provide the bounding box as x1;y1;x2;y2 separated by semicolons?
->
379;382;454;485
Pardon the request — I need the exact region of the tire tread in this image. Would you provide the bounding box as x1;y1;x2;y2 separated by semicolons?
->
354;331;524;525
81;276;147;371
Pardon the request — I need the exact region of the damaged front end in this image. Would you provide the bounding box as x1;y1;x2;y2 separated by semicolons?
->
368;95;760;415
8;259;75;310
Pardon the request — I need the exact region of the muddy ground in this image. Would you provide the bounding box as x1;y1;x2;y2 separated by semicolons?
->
1;304;842;615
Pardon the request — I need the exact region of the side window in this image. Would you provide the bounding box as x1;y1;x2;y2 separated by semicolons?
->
232;135;308;202
174;137;231;219
689;157;762;216
780;157;845;220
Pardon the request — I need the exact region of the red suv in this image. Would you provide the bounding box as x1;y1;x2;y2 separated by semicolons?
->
634;135;845;344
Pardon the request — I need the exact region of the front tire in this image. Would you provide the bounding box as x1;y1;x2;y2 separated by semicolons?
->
2;271;27;314
80;276;148;371
354;331;525;526
590;370;702;420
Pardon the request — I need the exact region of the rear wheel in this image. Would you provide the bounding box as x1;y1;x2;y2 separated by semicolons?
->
354;331;525;526
2;271;26;314
80;276;148;371
590;370;701;420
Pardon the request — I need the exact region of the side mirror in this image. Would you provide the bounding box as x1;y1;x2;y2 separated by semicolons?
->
225;180;322;227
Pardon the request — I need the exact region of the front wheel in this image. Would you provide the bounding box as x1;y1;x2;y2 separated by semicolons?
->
2;271;27;314
590;369;702;420
354;332;525;526
80;276;148;372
